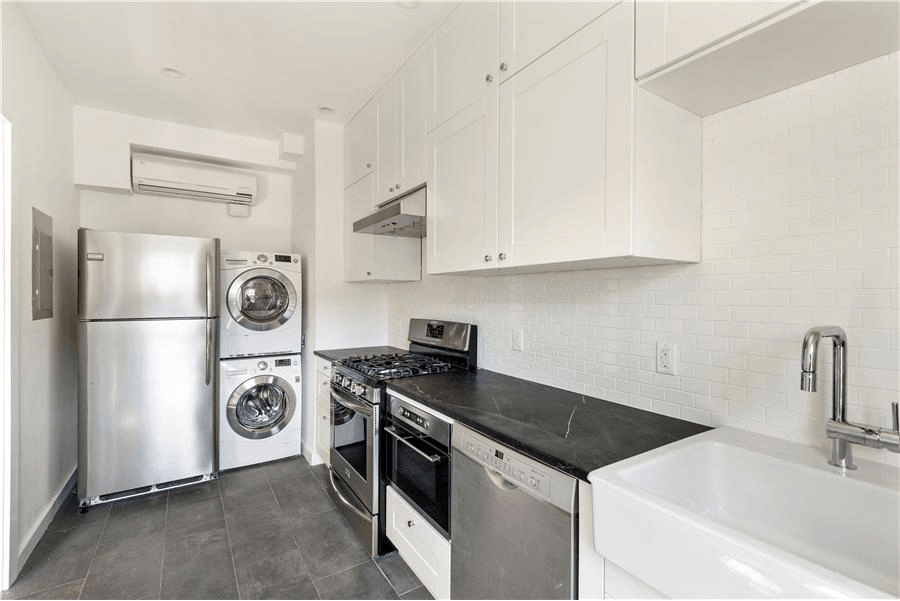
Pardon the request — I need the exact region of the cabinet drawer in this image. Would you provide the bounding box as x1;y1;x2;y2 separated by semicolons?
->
386;486;450;599
315;358;332;377
315;398;331;467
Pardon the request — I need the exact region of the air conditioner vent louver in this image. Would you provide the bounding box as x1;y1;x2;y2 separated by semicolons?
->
131;153;258;206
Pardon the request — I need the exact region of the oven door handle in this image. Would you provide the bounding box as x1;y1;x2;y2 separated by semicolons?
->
384;426;442;463
330;385;374;417
329;470;371;522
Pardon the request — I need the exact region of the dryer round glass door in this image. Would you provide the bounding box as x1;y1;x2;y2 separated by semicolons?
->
227;375;296;440
227;268;297;332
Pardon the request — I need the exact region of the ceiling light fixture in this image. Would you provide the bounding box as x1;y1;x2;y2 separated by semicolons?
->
317;106;335;115
161;67;186;79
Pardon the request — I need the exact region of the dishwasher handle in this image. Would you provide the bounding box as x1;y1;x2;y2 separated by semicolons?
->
485;466;519;491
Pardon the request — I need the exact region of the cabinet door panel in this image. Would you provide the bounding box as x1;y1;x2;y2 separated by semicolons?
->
345;101;378;187
498;15;611;267
343;172;376;281
499;1;615;80
376;80;398;204
427;1;499;132
427;92;499;275
398;44;427;192
664;1;750;62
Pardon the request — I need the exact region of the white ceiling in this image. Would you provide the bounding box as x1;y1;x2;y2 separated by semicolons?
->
18;1;455;140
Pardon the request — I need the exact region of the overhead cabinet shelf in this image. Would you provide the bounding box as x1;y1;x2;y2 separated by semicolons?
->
426;1;702;276
636;0;900;116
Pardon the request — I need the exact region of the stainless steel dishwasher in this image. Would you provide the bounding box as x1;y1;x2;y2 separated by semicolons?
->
450;424;578;599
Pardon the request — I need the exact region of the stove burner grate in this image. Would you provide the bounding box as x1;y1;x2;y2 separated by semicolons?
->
341;352;457;379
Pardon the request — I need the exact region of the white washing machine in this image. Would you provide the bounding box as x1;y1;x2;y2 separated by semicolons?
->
220;250;302;358
218;354;302;471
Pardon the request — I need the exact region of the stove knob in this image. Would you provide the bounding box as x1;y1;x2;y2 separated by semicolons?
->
529;476;537;488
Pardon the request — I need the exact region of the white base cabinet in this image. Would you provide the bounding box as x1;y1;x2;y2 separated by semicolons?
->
314;358;332;468
426;2;701;276
386;485;451;599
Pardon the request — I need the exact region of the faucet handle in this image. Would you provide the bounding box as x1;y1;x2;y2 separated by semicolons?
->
892;402;898;432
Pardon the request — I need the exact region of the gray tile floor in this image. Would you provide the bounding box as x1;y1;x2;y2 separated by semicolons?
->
2;457;432;600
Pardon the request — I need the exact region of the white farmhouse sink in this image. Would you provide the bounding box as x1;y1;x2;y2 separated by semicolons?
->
588;427;899;598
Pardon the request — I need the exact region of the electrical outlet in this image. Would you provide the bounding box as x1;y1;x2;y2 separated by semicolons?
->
656;342;677;375
513;328;524;352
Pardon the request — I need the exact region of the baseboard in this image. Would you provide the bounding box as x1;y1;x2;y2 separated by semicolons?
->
301;441;324;466
13;467;76;580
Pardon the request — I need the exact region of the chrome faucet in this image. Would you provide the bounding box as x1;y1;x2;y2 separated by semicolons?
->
801;325;899;470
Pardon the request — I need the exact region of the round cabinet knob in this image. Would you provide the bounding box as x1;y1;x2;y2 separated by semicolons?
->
484;255;493;262
498;252;507;261
366;162;372;168
500;62;509;71
322;415;328;421
485;73;493;83
407;520;415;528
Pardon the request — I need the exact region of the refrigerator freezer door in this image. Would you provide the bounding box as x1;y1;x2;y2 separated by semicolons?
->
78;319;215;501
78;228;219;320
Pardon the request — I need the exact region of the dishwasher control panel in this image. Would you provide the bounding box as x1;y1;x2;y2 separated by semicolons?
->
453;425;576;511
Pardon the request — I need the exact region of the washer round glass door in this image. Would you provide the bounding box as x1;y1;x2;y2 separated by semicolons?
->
227;268;297;332
227;375;296;440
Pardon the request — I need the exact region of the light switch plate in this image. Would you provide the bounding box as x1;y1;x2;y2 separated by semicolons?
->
656;342;677;375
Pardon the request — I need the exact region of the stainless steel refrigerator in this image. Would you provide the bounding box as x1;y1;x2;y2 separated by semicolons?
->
77;228;219;506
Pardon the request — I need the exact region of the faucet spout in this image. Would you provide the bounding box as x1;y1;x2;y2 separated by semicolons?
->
800;326;851;469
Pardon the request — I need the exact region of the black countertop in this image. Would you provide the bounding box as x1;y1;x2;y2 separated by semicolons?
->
386;369;710;482
314;346;408;363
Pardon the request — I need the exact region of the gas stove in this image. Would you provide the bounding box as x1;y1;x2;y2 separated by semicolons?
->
341;352;457;380
325;318;477;557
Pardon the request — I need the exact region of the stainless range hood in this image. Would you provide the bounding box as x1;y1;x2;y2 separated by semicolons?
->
353;185;425;238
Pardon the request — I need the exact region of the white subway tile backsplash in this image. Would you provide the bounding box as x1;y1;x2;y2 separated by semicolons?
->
387;53;899;467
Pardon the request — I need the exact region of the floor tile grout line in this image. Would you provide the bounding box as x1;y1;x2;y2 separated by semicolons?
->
220;487;242;601
76;500;113;601
156;491;169;599
312;558;374;584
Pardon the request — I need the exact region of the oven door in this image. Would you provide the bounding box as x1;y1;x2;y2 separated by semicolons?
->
329;384;378;512
384;417;451;538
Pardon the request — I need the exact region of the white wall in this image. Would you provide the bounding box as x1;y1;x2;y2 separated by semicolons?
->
73;105;297;191
293;120;390;463
2;4;79;584
387;52;900;466
79;172;293;251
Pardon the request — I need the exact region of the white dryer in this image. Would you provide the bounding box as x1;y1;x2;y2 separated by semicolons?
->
220;250;302;358
218;354;302;471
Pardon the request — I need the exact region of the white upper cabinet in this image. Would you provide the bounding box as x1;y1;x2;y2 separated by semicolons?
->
344;99;377;188
375;80;398;203
397;44;427;194
344;172;421;283
377;44;427;204
427;1;702;276
497;13;617;269
427;2;499;132
498;1;616;82
635;0;899;116
426;91;499;275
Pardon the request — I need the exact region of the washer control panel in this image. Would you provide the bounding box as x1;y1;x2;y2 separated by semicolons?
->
453;425;576;511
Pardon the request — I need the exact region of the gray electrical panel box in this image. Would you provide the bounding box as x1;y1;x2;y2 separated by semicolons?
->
32;208;53;320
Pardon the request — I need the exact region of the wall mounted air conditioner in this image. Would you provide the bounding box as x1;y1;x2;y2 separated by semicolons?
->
131;153;258;205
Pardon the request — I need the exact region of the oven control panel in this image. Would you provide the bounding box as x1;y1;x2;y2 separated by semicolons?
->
387;393;452;447
452;425;576;511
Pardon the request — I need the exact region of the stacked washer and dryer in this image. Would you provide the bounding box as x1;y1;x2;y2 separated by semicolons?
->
218;250;303;471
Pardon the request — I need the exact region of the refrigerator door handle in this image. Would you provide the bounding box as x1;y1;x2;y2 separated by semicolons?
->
205;319;213;386
206;252;213;317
